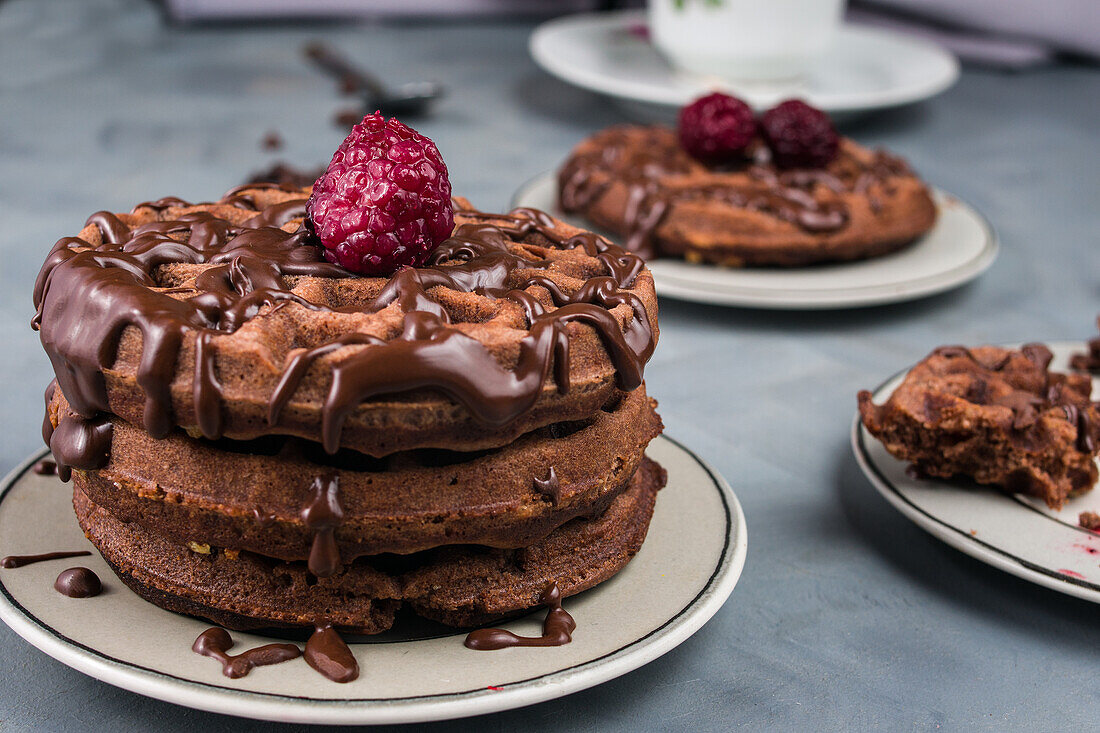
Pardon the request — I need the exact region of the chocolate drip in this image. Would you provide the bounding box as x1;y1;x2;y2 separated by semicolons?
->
42;380;57;446
464;582;575;651
53;567;102;598
33;459;57;476
301;475;343;578
305;623;359;683
267;207;655;454
252;507;277;528
1;550;91;568
192;627;301;679
559;127;911;258
34;190;655;455
532;467;562;505
49;414;113;482
1062;404;1095;453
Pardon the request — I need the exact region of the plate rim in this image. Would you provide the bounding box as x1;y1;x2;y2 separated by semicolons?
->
0;434;748;725
850;341;1100;604
510;171;999;310
529;10;960;112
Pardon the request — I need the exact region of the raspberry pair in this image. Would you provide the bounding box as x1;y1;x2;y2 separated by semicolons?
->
678;93;839;169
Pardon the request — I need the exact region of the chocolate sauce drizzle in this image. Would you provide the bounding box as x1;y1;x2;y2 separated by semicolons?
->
301;475;343;578
532;467;562;505
464;582;575;651
305;623;359;683
558;127;911;258
934;343;1097;452
33;190;655;458
53;567;102;598
1;550;91;568
48;414;113;482
192;627;301;679
32;459;57;476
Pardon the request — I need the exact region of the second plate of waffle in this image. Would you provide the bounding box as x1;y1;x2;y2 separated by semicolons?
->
513;172;996;310
853;342;1100;603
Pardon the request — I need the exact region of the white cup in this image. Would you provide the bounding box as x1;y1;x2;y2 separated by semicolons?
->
648;0;847;83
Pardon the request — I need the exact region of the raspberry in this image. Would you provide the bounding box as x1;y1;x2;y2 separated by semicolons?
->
678;92;757;164
306;112;454;275
760;99;839;169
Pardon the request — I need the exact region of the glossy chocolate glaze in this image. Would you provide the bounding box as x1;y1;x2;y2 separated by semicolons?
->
932;343;1096;453
34;191;655;457
464;582;575;650
53;567;102;597
305;623;359;683
48;413;113;482
1;550;91;568
532;467;562;505
192;627;301;679
558;127;911;258
301;475;343;578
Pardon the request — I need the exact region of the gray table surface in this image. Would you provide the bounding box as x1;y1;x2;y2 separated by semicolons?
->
2;0;1099;730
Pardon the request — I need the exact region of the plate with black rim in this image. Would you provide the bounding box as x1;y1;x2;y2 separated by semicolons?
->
852;341;1100;603
511;172;997;310
0;434;745;725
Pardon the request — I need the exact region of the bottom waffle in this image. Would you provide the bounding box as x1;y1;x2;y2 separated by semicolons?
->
74;458;666;633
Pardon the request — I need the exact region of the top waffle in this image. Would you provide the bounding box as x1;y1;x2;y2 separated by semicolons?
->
33;185;659;456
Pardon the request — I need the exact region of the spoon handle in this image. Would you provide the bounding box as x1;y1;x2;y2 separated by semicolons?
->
303;42;387;99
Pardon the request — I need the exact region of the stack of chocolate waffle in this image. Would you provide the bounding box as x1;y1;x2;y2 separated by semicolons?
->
34;185;664;640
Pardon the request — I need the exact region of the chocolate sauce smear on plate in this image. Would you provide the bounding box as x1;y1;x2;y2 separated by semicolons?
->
192;627;301;679
464;582;575;650
33;191;655;457
32;459;57;476
53;567;102;598
1;550;91;568
305;623;359;683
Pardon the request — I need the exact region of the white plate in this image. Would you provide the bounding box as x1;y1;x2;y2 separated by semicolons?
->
853;341;1100;604
512;172;998;310
0;435;745;725
529;11;960;118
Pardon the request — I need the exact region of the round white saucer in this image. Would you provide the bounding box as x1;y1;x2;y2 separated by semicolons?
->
511;172;997;310
529;11;960;119
853;341;1100;604
0;435;746;725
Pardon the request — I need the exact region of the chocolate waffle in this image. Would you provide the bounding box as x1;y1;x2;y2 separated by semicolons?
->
559;125;936;266
859;344;1100;508
54;384;661;559
34;184;665;644
74;459;665;633
34;187;658;456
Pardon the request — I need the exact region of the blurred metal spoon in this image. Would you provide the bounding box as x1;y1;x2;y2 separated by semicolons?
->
304;42;444;119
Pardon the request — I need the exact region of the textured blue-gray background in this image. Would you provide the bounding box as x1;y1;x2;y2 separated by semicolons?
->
1;0;1099;730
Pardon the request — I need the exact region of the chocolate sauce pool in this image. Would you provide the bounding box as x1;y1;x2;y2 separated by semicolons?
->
53;567;102;598
305;623;359;683
464;582;575;650
193;627;301;679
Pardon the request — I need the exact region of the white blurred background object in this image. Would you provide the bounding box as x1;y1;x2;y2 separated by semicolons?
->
164;0;1100;68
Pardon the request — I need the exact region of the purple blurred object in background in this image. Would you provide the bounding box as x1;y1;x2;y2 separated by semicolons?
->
163;0;617;21
855;0;1100;68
